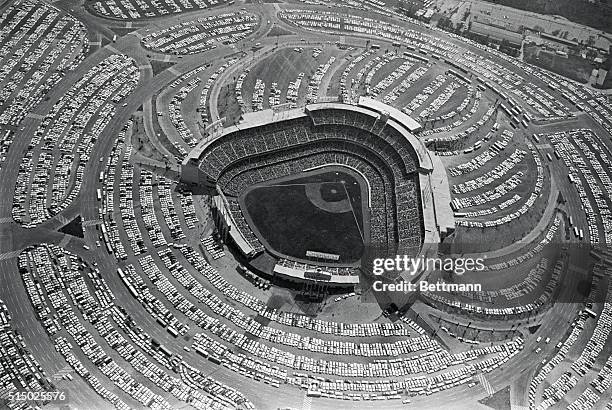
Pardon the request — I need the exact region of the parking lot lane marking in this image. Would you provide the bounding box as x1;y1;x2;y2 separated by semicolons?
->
59;235;71;248
477;373;495;396
301;392;312;410
0;250;19;261
55;214;69;226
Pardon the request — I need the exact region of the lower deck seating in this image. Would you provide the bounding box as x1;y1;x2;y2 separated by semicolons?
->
200;110;424;251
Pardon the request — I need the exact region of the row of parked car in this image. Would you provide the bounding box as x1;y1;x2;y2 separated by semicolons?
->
306;56;336;104
456;143;544;227
0;298;51;406
12;54;138;228
582;96;612;138
403;73;446;116
549;129;612;245
383;65;430;106
286;72;305;108
288;337;523;399
423;106;497;152
452;148;526;194
449;130;513;177
268;82;281;108
0;129;13;173
369;58;413;98
251;78;265;112
139;169;168;248
91;0;220;20
201;58;236;126
101;125;130;260
339;50;374;103
167;73;203;148
21;244;253;409
141;12;257;55
418;80;460;120
429;74;476;123
0;0;88;126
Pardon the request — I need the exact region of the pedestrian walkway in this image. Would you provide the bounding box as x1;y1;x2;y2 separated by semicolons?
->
477;373;495;396
0;250;20;261
56;214;69;226
301;392;312;410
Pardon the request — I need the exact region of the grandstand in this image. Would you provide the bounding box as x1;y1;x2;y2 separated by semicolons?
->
183;102;454;285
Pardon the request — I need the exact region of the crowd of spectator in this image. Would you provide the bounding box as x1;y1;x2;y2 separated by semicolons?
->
203;108;423;250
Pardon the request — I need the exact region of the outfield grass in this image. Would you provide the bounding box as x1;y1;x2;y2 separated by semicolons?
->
241;169;367;264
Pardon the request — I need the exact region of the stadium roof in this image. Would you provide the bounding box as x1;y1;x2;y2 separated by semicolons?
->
358;96;422;133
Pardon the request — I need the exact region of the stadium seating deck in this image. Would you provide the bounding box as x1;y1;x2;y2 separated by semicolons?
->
199;108;424;255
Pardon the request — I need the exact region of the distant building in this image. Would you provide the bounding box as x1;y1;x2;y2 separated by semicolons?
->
470;20;523;46
596;69;608;86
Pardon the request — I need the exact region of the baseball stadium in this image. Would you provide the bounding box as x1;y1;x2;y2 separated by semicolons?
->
183;98;454;286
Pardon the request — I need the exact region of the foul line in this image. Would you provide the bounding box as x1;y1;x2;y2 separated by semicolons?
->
342;182;364;242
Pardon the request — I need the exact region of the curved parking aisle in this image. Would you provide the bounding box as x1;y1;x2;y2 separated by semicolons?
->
11;54;140;228
88;0;228;20
141;11;258;55
18;243;254;409
0;0;89;127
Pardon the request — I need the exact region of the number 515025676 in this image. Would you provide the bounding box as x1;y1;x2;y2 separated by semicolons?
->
7;390;67;402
